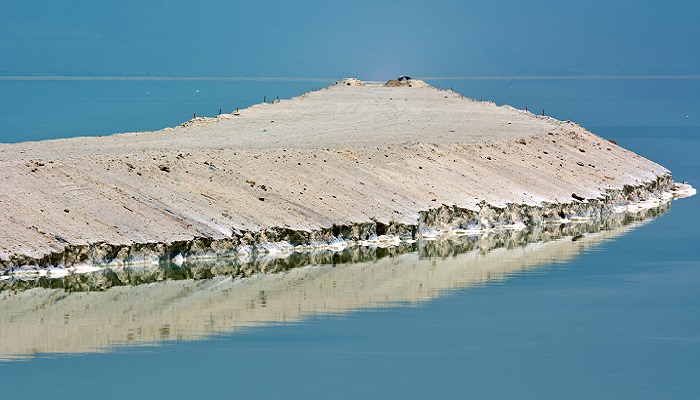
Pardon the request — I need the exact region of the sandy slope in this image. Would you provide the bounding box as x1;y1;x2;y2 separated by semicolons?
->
0;79;670;263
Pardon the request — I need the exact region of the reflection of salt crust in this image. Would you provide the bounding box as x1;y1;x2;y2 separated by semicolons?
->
451;229;484;236
172;254;185;266
496;222;527;230
0;214;656;360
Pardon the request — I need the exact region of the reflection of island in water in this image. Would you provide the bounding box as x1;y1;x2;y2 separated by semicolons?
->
0;205;667;360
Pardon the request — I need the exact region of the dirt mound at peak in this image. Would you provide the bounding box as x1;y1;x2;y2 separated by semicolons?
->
335;78;365;87
384;79;430;88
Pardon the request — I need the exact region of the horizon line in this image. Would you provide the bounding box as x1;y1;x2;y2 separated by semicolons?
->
0;75;337;82
1;74;700;82
420;75;700;80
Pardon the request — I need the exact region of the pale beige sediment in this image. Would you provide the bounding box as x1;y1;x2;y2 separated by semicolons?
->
0;216;649;359
0;79;671;265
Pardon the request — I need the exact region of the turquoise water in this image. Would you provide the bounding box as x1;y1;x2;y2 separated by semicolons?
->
0;78;332;143
0;78;698;399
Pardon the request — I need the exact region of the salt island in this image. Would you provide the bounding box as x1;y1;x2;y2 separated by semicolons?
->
0;78;694;272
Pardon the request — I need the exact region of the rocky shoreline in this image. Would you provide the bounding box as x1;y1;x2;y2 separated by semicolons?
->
1;201;666;359
1;173;684;276
0;192;672;293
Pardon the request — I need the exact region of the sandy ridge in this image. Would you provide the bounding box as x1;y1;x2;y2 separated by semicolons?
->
0;79;681;267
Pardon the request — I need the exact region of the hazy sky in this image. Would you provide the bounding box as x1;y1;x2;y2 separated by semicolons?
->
2;0;699;80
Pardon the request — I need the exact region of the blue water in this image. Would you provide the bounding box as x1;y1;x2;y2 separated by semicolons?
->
0;78;699;399
0;79;332;143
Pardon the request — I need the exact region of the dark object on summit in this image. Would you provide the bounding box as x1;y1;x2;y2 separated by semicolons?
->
398;76;411;81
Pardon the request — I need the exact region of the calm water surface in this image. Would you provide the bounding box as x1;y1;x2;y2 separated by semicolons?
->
0;78;698;399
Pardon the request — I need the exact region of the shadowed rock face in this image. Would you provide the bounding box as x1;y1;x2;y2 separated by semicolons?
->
0;203;667;360
0;79;684;270
0;175;678;271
